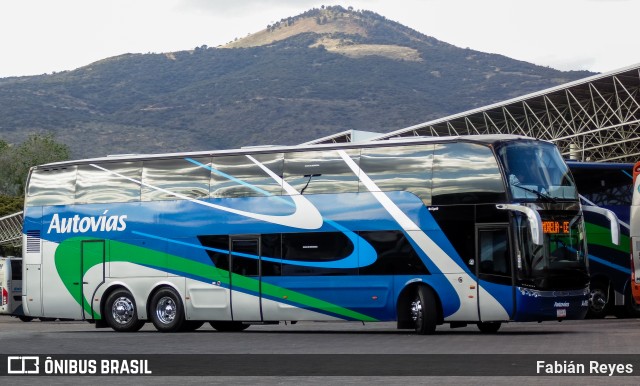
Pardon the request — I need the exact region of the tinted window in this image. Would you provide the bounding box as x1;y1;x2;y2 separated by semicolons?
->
11;259;21;280
432;143;505;205
572;167;632;206
430;206;476;270
358;231;429;275
75;162;142;204
359;145;433;204
231;239;259;277
283;150;359;195
478;228;511;277
142;157;210;201
210;153;283;198
26;166;77;206
261;233;282;276
198;235;230;271
281;232;357;275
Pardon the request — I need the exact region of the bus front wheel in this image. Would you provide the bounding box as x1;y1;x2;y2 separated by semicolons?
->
410;286;437;335
104;289;145;332
150;287;185;332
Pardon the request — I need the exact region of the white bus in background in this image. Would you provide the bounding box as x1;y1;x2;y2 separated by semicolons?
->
0;256;32;321
631;162;640;305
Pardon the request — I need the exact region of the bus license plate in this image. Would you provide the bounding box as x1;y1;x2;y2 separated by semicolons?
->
557;309;567;318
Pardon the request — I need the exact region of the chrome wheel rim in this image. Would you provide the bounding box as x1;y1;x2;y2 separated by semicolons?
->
590;288;607;313
112;296;135;325
410;298;422;324
155;296;176;324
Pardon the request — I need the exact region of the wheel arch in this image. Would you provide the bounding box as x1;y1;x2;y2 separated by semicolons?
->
396;281;443;329
589;275;612;296
99;283;144;320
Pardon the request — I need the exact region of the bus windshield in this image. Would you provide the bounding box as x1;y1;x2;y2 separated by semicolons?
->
515;213;588;287
497;142;577;201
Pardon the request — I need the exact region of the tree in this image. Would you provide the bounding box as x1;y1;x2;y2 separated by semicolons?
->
0;133;70;196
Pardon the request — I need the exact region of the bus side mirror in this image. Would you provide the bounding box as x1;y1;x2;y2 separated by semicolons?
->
580;203;620;246
496;204;543;246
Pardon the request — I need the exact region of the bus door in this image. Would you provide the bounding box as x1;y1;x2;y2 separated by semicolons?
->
475;225;515;321
229;236;262;321
81;240;105;320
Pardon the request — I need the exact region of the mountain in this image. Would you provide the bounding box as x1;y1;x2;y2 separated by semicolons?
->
0;6;593;159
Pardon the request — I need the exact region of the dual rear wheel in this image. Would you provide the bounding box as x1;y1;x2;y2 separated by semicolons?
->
104;287;183;332
104;287;250;332
104;289;145;332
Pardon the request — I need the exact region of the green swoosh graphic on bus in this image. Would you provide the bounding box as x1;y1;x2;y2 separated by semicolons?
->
54;237;378;322
585;222;630;253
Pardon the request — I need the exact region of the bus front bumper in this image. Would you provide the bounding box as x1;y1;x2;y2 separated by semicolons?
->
513;287;589;322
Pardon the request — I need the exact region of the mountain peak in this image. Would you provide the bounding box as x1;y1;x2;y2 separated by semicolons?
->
222;6;427;61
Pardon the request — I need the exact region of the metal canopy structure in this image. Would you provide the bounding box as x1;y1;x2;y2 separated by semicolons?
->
0;211;23;248
307;64;640;163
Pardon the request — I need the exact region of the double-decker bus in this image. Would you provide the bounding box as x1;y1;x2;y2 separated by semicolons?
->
631;162;640;305
20;135;589;334
567;162;639;318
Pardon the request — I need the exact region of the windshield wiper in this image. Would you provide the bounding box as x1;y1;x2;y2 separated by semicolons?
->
512;184;557;203
300;174;321;194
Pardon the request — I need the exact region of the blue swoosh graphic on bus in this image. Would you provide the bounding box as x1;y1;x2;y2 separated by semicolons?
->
185;157;377;267
132;230;374;269
91;162;323;230
586;253;631;275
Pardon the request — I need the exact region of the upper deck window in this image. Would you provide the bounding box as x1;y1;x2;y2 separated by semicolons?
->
76;162;142;204
283;150;359;195
359;145;433;204
142;158;210;201
26;166;77;206
210;153;284;198
432;143;505;205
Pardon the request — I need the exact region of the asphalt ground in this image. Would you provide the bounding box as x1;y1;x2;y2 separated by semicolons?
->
1;315;639;384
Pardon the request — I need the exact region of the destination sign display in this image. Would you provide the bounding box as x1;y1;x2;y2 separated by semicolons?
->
542;220;570;234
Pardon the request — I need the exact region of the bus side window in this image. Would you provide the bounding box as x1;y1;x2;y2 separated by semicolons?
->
283;150;359;195
26;166;77;206
210;153;284;198
76;162;142;204
359;145;433;205
142;157;210;201
11;260;21;280
478;228;511;277
432;143;505;205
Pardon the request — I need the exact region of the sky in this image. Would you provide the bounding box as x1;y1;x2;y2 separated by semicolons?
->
1;0;638;78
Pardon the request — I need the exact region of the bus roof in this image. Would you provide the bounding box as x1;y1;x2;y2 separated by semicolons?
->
36;134;539;169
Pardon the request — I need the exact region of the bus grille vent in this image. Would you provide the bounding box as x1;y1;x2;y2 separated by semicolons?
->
26;230;41;253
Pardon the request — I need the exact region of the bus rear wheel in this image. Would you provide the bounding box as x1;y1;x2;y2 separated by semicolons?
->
209;321;249;332
410;286;437;335
150;288;185;332
104;289;145;332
